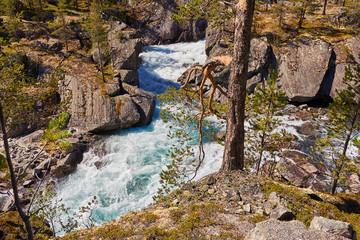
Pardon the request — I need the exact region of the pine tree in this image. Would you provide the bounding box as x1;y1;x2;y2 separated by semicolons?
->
314;63;360;195
221;0;255;171
50;0;73;51
290;0;319;29
246;67;288;175
0;52;63;240
86;2;109;83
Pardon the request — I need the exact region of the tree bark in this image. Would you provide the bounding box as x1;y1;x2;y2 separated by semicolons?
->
98;42;106;83
322;0;328;15
220;0;255;171
0;102;34;240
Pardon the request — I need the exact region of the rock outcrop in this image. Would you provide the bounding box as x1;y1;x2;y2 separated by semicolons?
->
179;36;274;103
109;35;143;87
330;35;360;97
59;74;155;133
277;38;333;102
60;171;359;239
203;31;360;103
310;216;357;240
118;0;207;45
275;150;330;192
245;219;349;240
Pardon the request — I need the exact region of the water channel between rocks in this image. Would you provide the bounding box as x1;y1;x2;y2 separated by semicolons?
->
55;40;225;226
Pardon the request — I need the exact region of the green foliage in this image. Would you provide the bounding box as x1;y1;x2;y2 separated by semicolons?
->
4;0;18;17
42;113;72;151
74;196;98;229
48;0;74;51
4;11;23;42
246;67;288;175
155;86;222;200
31;186;77;236
172;0;235;29
262;181;360;232
343;1;360;34
289;0;319;29
86;1;109;82
31;186;98;236
0;152;7;170
313;62;360;194
0;52;62;131
172;0;208;24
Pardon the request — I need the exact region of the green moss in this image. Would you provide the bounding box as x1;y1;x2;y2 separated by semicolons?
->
262;181;360;235
0;211;52;240
142;213;159;224
170;209;185;222
249;214;268;223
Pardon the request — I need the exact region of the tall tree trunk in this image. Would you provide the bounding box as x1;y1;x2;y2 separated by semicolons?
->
322;0;328;15
37;0;43;11
298;10;305;29
0;102;34;240
98;42;106;83
220;0;255;171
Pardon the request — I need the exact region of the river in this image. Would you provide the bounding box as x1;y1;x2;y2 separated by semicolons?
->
55;40;225;226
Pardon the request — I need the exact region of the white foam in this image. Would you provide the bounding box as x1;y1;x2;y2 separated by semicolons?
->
55;40;224;229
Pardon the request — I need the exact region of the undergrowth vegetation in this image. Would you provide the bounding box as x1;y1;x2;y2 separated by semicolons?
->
262;181;360;236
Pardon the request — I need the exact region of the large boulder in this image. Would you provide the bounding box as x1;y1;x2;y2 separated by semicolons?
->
276;150;330;192
59;75;155;133
117;69;139;87
123;83;156;126
330;36;360;98
310;216;356;240
245;219;349;240
277;38;333;102
16;130;44;148
110;38;143;71
344;36;360;63
122;0;206;45
52;141;87;176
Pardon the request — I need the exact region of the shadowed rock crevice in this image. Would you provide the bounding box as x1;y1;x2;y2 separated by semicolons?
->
316;50;337;102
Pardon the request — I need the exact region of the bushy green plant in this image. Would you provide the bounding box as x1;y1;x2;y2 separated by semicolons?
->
43;112;72;151
31;186;98;236
30;186;77;236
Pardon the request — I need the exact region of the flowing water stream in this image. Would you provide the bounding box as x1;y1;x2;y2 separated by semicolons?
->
55;40;225;226
54;39;360;234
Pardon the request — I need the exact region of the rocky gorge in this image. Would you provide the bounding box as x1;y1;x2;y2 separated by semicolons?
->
0;0;359;239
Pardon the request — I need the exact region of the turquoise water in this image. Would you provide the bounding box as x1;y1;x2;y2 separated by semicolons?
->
55;40;225;227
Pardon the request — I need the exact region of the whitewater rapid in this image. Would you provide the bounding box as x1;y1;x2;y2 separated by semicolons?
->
55;40;225;226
